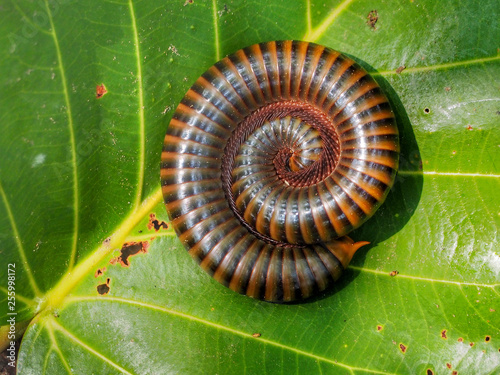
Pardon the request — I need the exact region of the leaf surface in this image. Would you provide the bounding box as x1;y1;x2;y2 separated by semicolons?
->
0;0;499;374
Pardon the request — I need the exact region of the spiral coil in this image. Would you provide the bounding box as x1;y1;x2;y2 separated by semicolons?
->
162;41;399;302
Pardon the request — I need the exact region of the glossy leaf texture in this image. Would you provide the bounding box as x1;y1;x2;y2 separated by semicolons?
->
0;0;499;374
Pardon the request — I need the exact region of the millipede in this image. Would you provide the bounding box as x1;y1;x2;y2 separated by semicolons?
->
161;40;399;302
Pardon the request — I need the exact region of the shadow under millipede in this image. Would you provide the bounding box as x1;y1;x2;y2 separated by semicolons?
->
339;55;424;273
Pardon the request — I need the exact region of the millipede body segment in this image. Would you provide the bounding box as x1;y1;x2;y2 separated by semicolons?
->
161;41;399;302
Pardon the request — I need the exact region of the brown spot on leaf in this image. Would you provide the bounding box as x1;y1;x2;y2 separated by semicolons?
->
389;270;399;277
184;0;193;5
485;335;491;342
446;363;452;369
399;343;407;354
96;84;107;98
426;370;434;375
377;325;383;331
469;342;474;347
458;337;463;342
366;10;379;29
466;125;473;130
252;333;261;338
452;371;458;375
441;329;447;339
490;308;496;312
112;241;149;267
396;66;406;74
424;107;430;114
445;86;451;91
102;236;111;247
94;267;106;278
97;278;111;295
147;213;169;231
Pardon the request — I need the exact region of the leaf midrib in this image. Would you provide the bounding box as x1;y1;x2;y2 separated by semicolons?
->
16;0;152;323
39;188;163;315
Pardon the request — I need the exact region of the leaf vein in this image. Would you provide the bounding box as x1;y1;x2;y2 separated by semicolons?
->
65;296;396;375
46;325;73;374
11;2;51;35
458;285;499;331
375;55;500;76
49;319;135;375
128;0;146;210
212;0;220;61
398;171;500;178
0;180;40;296
349;266;498;288
45;0;79;271
302;0;356;42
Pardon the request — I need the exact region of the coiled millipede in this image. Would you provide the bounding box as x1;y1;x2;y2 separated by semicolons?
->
161;41;399;302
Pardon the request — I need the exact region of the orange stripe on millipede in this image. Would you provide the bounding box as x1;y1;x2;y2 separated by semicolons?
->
281;41;293;100
317;58;355;107
221;57;260;110
196;76;246;122
300;44;325;100
265;41;281;99
246;43;273;101
309;50;340;103
234;49;266;106
264;248;282;301
207;65;251;115
291;42;309;98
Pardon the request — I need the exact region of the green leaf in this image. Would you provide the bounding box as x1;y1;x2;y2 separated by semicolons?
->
1;0;499;374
